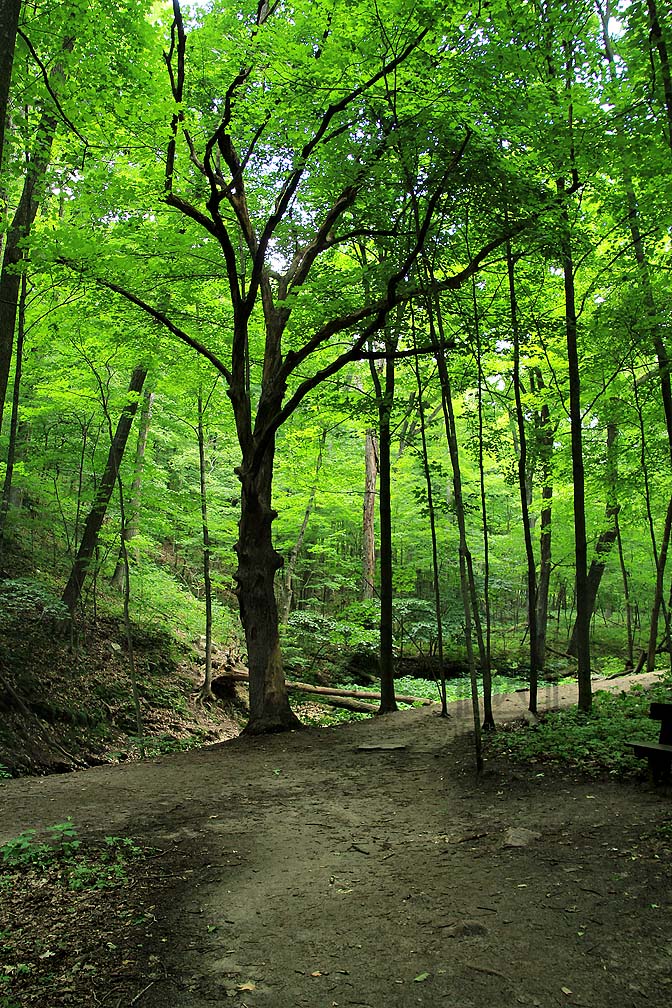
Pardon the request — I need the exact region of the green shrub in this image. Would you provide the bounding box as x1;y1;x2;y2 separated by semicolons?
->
0;820;142;890
0;579;68;630
488;683;672;775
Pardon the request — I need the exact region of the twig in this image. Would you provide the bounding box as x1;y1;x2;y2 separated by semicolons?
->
129;980;156;1005
464;962;508;979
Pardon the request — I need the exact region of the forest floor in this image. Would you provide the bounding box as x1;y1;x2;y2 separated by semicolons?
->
0;671;671;1008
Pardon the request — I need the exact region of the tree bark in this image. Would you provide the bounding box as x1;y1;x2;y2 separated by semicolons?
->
471;275;494;729
197;389;214;702
647;497;672;672
568;418;619;656
601;1;672;672
412;339;448;716
0;0;21;173
374;346;398;714
235;410;302;733
0;269;25;539
61;366;148;615
615;510;635;669
559;187;592;711
531;370;555;672
110;388;154;590
646;0;672;151
431;300;482;770
362;428;378;599
0;35;73;433
507;242;540;713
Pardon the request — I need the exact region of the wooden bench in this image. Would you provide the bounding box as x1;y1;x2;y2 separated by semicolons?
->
627;702;672;783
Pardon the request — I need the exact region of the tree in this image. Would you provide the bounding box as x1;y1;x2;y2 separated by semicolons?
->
62;366;148;615
79;0;527;733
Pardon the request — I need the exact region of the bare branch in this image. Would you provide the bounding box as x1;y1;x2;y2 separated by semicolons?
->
59;260;233;385
251;28;431;285
164;1;187;194
17;29;87;144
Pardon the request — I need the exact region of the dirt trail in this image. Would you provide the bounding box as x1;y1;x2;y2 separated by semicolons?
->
1;672;670;1008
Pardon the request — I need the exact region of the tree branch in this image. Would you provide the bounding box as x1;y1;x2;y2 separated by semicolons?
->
59;262;233;385
17;29;87;144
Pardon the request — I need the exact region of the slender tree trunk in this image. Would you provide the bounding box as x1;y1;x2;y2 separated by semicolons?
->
507;243;540;713
114;458;145;755
412;345;448;716
431;299;482;770
531;368;555;672
559;187;592;711
648;498;672;672
196;389;214;702
362;428;378;600
110;388;154;590
0;0;21;174
375;348;398;714
568;417;620;655
601;2;672;670
439;362;482;769
61;366;148;615
0;270;25;539
615;511;635;669
0;36;74;432
472;277;494;728
279;427;326;623
646;0;672;151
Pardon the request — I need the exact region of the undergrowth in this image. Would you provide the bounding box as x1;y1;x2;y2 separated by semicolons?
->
0;820;151;1008
0;819;143;891
298;672;540;726
488;681;672;776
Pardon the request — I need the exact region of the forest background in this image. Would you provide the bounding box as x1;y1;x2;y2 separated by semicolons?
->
0;0;671;741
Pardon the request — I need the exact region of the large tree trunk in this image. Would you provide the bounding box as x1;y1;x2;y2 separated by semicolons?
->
235;434;302;734
62;366;147;614
601;0;672;673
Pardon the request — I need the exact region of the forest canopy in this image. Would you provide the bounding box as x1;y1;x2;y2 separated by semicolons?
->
0;0;670;735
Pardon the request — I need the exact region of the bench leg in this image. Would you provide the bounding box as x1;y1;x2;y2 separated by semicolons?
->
648;753;672;784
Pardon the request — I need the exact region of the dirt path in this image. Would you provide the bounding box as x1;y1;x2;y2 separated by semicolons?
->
1;673;670;1008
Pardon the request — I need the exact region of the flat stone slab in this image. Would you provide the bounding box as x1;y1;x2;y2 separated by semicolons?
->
356;743;408;751
502;826;541;848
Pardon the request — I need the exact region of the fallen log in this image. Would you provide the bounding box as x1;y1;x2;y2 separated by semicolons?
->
321;698;378;714
545;647;575;661
222;671;433;706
